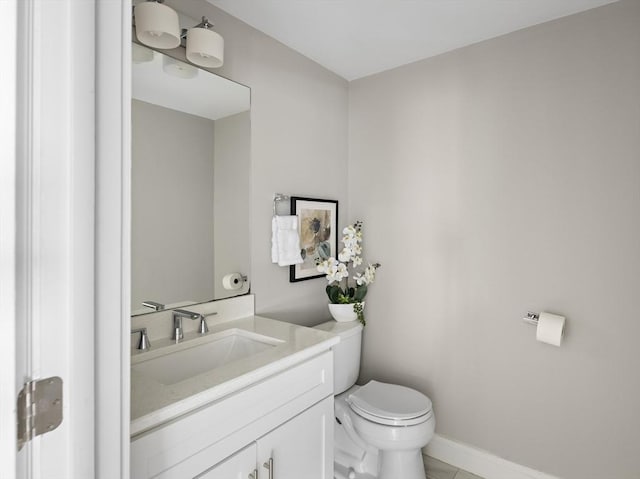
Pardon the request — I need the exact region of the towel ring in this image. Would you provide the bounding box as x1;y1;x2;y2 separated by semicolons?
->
273;193;289;216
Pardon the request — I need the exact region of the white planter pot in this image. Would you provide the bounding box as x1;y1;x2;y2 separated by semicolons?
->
328;302;364;322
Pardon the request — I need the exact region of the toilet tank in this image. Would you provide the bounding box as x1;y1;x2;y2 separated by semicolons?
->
313;320;363;394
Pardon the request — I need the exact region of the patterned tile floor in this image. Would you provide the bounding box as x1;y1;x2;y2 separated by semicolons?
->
423;454;484;479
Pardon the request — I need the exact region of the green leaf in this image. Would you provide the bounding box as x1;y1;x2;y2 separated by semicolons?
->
353;285;368;302
326;285;342;303
353;302;366;326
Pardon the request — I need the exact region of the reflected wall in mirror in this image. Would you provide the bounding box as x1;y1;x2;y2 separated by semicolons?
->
131;43;251;316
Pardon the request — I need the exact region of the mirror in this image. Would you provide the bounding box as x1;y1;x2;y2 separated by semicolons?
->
131;43;251;316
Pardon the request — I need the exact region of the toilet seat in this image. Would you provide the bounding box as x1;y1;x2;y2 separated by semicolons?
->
347;380;433;427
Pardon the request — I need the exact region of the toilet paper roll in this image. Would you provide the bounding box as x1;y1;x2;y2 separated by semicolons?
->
536;312;565;347
222;273;245;291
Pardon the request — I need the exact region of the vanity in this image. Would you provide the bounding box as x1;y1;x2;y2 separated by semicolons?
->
130;295;338;478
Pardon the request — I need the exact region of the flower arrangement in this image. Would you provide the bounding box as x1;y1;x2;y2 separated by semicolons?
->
316;221;380;325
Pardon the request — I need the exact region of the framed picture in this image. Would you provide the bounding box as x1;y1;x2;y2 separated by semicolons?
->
289;197;338;282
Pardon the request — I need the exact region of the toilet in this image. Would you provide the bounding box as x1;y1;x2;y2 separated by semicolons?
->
314;320;435;479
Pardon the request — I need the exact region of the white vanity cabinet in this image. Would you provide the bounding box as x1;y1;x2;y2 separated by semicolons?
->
255;397;332;479
197;397;332;479
131;351;334;479
196;444;256;479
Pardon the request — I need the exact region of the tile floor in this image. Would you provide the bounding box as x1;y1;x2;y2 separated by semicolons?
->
423;454;485;479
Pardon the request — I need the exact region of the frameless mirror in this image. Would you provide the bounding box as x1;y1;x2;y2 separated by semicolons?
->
131;43;251;316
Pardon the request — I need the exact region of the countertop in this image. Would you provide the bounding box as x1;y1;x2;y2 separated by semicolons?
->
130;315;339;436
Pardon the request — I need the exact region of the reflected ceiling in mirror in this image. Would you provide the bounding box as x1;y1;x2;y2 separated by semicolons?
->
131;44;251;316
132;44;249;120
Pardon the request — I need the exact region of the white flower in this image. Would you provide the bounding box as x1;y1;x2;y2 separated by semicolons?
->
335;262;349;281
342;225;356;236
363;263;378;284
338;248;353;263
353;263;378;286
319;222;379;296
317;258;336;275
316;259;330;274
318;257;350;283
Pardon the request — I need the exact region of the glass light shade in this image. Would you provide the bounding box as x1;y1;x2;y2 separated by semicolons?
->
186;27;224;68
132;43;155;64
135;2;181;50
162;56;198;79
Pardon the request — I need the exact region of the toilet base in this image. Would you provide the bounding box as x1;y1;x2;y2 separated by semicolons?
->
334;450;426;479
378;449;426;479
334;462;376;479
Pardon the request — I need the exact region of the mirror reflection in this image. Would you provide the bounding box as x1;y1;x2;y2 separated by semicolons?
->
131;44;251;316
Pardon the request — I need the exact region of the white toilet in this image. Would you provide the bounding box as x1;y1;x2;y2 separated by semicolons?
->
314;320;435;479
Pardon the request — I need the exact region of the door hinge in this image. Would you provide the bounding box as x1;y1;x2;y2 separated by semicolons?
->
17;377;63;450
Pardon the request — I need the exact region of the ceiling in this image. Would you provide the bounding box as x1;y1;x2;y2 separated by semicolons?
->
208;0;618;80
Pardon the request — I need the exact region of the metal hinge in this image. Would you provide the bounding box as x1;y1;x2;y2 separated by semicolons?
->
17;377;63;450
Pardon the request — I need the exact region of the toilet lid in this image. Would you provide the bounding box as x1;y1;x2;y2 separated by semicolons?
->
347;380;432;426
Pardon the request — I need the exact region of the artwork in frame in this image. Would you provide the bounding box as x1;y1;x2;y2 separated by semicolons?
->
289;197;338;282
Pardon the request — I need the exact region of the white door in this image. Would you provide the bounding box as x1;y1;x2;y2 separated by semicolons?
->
0;0;19;477
1;0;98;478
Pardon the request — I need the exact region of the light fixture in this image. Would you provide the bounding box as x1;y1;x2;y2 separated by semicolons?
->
134;0;181;50
132;43;155;64
133;3;224;69
186;17;224;69
162;55;199;79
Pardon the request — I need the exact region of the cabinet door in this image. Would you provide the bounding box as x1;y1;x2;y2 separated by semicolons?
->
257;397;333;479
195;443;257;479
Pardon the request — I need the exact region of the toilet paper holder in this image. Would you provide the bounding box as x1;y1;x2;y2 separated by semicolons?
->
523;311;566;347
523;311;541;325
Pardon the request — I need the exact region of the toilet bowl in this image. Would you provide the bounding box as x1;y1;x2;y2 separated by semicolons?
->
343;381;435;479
313;320;436;479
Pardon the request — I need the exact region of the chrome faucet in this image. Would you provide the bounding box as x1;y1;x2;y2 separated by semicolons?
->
172;309;202;341
142;300;165;311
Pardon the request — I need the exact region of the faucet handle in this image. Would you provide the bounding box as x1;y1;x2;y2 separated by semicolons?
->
198;316;209;334
131;327;151;351
198;312;217;335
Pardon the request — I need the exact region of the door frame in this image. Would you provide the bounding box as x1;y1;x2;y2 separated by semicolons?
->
95;1;132;478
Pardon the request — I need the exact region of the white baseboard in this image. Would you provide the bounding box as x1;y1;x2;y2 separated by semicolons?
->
424;434;562;479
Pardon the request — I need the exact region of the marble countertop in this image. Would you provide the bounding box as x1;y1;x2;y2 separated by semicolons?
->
130;315;339;436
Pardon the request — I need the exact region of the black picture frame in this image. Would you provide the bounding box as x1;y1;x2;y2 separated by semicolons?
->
289;197;339;282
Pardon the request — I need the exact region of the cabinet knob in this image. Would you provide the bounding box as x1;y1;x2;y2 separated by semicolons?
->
263;457;274;479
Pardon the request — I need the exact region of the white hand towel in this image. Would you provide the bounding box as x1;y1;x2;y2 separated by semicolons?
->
272;215;304;266
271;217;280;263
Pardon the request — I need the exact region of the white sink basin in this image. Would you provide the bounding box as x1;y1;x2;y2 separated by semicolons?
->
132;329;282;385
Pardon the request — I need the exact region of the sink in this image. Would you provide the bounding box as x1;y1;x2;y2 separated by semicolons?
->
132;329;282;385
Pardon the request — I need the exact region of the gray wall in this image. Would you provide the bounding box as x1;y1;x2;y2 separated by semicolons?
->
131;100;215;309
348;2;640;478
167;0;350;326
214;112;251;299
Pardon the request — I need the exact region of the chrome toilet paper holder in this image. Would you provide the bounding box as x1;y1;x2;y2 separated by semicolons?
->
523;311;540;325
